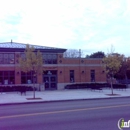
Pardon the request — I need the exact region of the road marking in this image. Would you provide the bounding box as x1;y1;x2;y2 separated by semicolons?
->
0;104;130;119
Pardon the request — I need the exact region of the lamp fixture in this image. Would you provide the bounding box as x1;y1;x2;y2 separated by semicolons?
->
82;71;85;74
102;70;105;73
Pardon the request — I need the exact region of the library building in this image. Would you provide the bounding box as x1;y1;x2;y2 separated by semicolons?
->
0;41;106;90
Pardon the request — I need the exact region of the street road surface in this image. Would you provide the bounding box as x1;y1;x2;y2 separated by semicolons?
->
0;98;130;130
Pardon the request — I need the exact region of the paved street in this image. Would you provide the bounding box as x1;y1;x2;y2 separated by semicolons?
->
0;98;130;130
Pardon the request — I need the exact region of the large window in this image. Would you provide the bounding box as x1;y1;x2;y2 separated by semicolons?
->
0;71;15;85
20;53;25;59
90;70;95;82
43;54;57;64
20;53;57;64
21;71;37;84
70;70;75;82
0;53;15;64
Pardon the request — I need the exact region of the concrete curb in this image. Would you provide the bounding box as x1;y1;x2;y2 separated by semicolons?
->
1;96;130;106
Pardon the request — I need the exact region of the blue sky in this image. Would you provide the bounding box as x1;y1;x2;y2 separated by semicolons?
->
0;0;130;56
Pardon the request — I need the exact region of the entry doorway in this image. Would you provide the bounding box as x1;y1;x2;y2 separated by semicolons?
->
43;70;57;90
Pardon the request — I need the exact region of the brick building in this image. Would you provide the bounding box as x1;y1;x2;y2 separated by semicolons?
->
0;41;106;90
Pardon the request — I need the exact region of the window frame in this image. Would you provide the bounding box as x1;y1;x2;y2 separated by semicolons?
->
70;70;75;82
0;53;15;64
90;70;95;82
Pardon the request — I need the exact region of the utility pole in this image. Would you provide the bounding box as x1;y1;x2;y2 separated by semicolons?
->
79;49;81;58
79;49;81;83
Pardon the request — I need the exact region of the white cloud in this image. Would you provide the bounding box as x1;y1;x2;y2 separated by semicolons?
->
0;0;129;56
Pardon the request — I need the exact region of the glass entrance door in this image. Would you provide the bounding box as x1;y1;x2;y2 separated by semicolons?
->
43;71;57;90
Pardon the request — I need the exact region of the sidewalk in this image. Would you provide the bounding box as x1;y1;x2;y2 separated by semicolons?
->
0;88;130;105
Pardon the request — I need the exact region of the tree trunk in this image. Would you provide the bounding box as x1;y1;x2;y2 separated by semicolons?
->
33;71;36;99
33;84;35;99
110;77;113;95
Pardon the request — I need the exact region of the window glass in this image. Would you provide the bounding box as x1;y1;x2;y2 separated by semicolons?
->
0;71;15;85
4;54;8;63
0;71;3;75
52;54;57;59
48;54;52;59
21;71;37;84
43;54;47;59
0;54;3;58
0;58;3;64
0;54;3;64
42;53;57;64
4;71;8;76
10;71;14;75
0;53;15;64
9;54;15;64
70;70;75;82
91;70;95;82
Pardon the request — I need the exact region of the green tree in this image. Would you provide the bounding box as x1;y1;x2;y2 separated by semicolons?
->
87;51;105;58
102;53;123;95
19;44;43;98
116;57;130;82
